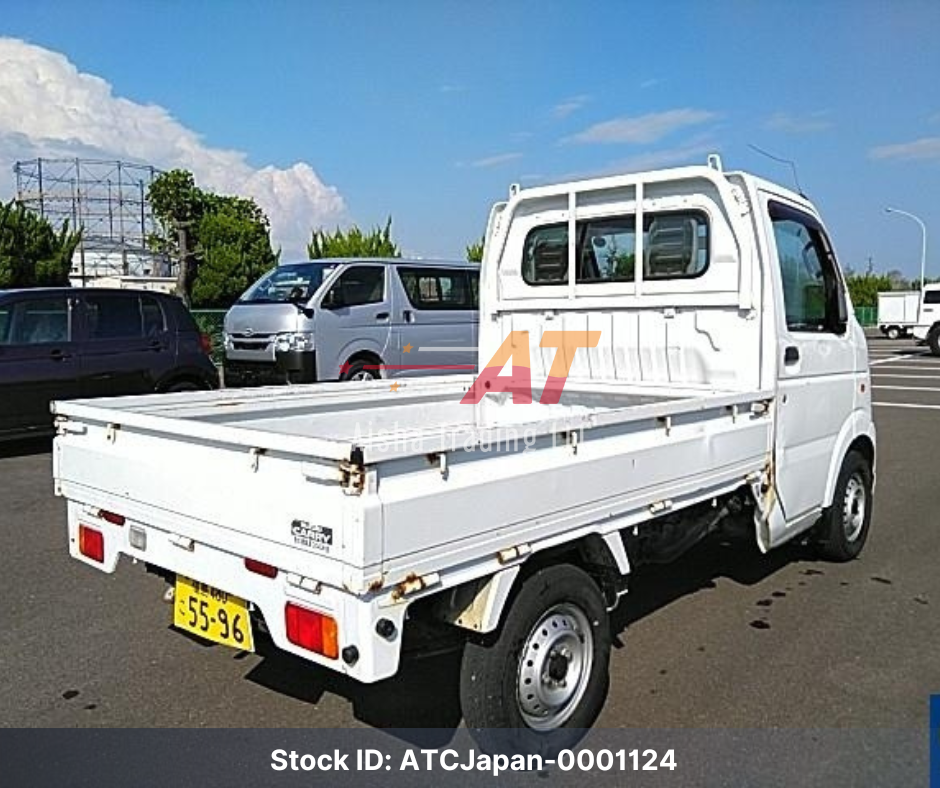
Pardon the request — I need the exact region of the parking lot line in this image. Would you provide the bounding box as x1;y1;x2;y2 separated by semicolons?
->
873;401;940;411
869;364;940;371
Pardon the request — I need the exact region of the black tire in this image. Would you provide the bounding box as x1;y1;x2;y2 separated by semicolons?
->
928;327;940;357
886;326;900;340
340;358;381;382
815;450;873;562
165;380;203;393
460;564;610;755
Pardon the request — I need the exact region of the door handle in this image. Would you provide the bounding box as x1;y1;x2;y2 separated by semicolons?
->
403;310;414;323
784;346;800;364
375;312;390;320
148;340;163;351
49;348;71;362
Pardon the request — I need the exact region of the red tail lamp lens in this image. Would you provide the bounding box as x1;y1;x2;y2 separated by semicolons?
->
200;333;213;354
244;558;278;578
285;603;338;659
79;525;104;563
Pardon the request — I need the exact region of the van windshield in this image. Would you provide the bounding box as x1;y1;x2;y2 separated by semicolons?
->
239;263;338;304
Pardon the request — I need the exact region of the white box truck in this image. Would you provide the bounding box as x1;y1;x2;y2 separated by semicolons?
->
877;290;921;339
52;156;875;751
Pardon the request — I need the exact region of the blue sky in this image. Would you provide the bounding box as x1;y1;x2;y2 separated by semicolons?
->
1;0;938;278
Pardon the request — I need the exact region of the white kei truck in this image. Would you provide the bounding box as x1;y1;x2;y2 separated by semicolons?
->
52;156;875;751
913;283;940;355
877;290;920;339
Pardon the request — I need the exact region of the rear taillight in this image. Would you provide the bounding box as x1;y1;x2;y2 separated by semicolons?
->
200;333;212;354
244;557;278;578
97;509;125;526
285;603;338;659
79;525;104;563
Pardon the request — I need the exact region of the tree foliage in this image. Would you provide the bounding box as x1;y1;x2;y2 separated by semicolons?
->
307;217;400;259
0;201;82;289
466;236;485;263
844;272;894;308
148;169;278;308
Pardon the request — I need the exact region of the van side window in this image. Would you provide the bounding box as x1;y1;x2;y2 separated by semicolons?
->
85;294;145;339
397;267;475;310
327;266;385;307
522;211;709;285
769;201;846;334
468;269;480;308
2;297;70;345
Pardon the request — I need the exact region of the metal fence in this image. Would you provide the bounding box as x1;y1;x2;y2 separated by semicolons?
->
855;306;877;327
191;309;226;365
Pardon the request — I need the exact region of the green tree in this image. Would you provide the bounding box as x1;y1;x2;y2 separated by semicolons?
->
0;200;82;288
307;217;400;259
466;236;485;263
148;170;278;308
844;272;893;308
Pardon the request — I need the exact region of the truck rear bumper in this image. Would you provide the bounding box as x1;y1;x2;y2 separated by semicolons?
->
66;500;405;683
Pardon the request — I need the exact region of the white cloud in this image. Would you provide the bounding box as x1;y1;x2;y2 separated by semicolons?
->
470;152;523;168
764;111;832;134
639;78;661;90
552;95;590;119
566;109;718;144
869;136;940;161
0;37;347;257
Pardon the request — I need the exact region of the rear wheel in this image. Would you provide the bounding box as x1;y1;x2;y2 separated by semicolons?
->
928;326;940;357
460;564;610;754
886;326;900;340
815;450;873;562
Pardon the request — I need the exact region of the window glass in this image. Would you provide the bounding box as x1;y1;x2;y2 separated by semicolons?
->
468;269;480;308
769;202;844;333
0;306;10;344
522;211;709;285
142;297;166;335
328;265;385;307
924;290;940;305
3;297;70;345
240;262;337;303
85;295;144;340
580;217;636;282
397;267;475;310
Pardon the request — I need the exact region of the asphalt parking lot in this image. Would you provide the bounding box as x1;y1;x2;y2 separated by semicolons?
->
1;338;938;758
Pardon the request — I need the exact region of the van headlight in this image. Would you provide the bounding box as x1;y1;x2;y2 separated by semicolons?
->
222;332;234;350
274;332;315;353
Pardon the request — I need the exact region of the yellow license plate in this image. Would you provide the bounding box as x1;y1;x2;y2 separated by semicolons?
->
173;575;254;652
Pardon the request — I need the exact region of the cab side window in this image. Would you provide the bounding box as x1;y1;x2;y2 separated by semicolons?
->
325;266;385;307
769;201;846;334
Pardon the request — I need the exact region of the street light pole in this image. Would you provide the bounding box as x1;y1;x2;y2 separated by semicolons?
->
885;206;927;293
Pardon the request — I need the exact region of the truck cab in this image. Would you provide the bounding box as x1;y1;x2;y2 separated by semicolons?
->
913;283;940;354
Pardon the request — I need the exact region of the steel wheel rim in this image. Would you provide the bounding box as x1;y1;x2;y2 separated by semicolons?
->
843;473;867;543
350;370;376;381
516;602;593;730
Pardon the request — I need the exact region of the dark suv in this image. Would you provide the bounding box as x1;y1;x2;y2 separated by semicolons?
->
0;288;219;440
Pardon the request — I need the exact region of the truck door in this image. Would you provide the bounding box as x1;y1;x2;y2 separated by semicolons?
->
764;197;859;526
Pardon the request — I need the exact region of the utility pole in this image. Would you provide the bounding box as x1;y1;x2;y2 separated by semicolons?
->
175;221;193;307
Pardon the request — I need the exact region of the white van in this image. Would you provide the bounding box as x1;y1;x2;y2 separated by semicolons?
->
222;258;479;386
